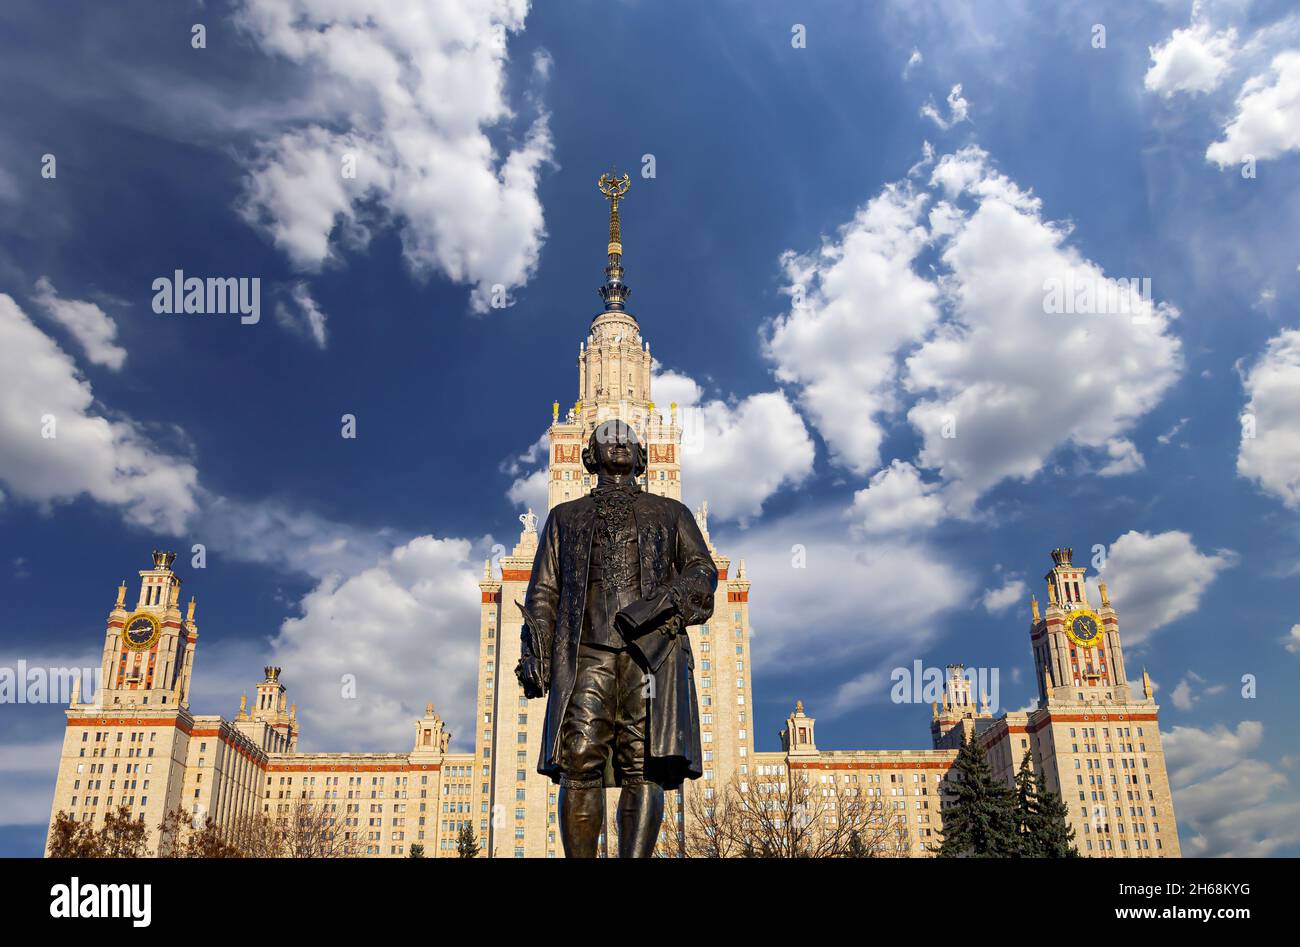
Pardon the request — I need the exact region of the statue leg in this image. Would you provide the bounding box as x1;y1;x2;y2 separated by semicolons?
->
616;780;664;858
613;648;664;857
558;777;605;858
558;644;617;858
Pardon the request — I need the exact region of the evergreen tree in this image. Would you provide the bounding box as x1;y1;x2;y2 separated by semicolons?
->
408;843;425;858
936;733;1019;857
1013;751;1043;857
1031;769;1079;858
456;823;480;858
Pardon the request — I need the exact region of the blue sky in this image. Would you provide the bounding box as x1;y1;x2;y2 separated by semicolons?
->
2;0;1299;857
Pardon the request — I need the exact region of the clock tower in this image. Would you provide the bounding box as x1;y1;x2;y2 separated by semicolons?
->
97;550;198;710
1031;546;1130;705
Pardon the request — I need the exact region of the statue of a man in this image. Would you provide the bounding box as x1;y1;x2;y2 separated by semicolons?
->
516;419;717;857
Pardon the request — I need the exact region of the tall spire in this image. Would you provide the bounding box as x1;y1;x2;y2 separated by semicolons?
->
597;168;632;312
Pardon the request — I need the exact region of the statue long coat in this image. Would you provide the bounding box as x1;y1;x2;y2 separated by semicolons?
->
523;489;717;790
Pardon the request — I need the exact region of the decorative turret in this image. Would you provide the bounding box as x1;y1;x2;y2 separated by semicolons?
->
781;700;818;756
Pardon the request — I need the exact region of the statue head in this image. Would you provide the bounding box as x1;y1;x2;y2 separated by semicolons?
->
582;419;646;479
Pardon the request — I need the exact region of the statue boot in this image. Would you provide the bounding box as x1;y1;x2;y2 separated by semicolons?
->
558;781;604;858
616;780;664;858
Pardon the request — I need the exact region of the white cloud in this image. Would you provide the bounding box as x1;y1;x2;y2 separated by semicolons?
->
848;460;945;535
1157;417;1189;446
1164;721;1300;856
268;534;483;752
234;0;553;312
1284;623;1300;653
907;148;1181;513
0;292;411;582
1238;327;1300;508
903;48;923;79
0;294;198;533
765;184;940;476
673;381;814;523
920;84;970;129
1169;670;1226;711
715;507;972;716
1165;719;1262;786
0;739;65;826
31;276;126;370
504;368;815;524
1097;437;1146;476
1207;50;1300;167
767;145;1182;519
981;577;1026;614
275;281;328;348
1144;22;1238;97
1087;530;1236;646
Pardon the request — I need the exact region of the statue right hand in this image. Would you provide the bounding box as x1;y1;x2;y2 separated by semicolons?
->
516;654;548;699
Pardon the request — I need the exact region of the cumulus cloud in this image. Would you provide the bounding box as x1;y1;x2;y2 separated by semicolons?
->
1207;50;1300;166
268;534;483;751
1285;623;1300;653
766;145;1182;520
1164;721;1300;856
30;276;126;370
0;292;413;583
275;281;328;348
714;506;973;716
1238;327;1300;508
904;147;1182;513
981;577;1026;614
765;184;939;476
0;293;198;532
848;460;945;535
1144;21;1238;97
234;0;553;312
767;144;1182;523
1087;530;1236;645
672;377;814;523
504;367;814;524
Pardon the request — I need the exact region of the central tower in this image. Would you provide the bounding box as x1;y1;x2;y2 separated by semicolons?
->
547;170;681;509
473;171;754;857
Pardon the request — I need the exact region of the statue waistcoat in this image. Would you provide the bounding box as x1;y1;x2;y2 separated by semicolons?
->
582;485;642;648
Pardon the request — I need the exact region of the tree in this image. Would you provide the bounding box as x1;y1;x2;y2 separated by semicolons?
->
46;811;102;858
1007;751;1079;858
408;843;425;858
98;806;149;857
456;822;480;858
1031;769;1079;858
682;769;910;858
159;807;242;858
1013;751;1043;857
48;806;149;858
936;734;1019;857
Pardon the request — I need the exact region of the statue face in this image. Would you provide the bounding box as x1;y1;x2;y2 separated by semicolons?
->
586;420;642;476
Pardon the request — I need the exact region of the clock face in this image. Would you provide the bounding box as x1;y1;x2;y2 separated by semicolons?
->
123;612;160;651
1066;609;1102;648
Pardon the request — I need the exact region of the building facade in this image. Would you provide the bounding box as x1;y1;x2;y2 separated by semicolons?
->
45;182;1179;858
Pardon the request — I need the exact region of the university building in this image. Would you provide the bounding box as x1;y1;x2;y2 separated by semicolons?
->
45;179;1179;858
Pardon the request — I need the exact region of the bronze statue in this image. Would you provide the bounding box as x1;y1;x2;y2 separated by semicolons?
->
517;419;717;857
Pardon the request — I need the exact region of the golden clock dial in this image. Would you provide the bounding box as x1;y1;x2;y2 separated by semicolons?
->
123;611;161;651
1065;608;1102;648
